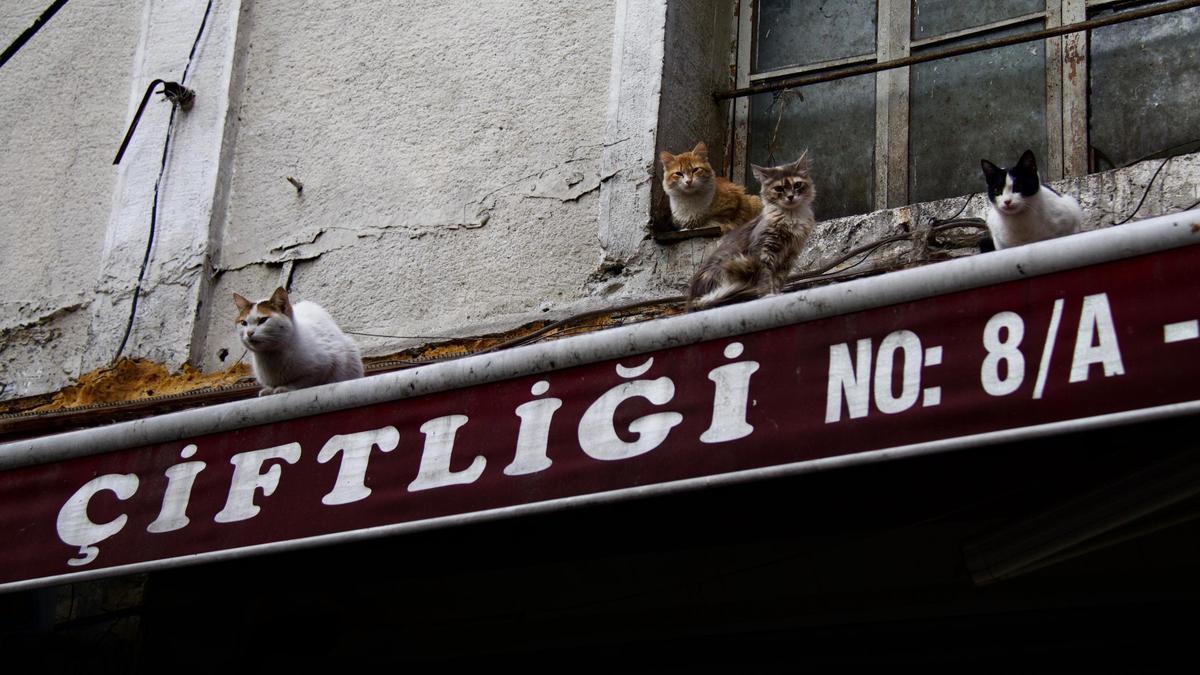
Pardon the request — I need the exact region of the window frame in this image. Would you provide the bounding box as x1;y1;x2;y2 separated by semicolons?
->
729;0;1148;214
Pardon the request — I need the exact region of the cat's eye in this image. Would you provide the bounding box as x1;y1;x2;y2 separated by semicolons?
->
673;171;684;177
257;317;268;325
773;186;785;193
239;320;247;326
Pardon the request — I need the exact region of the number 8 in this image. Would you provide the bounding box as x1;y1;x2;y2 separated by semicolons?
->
981;311;1025;396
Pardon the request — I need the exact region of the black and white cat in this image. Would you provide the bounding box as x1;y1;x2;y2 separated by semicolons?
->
980;149;1082;250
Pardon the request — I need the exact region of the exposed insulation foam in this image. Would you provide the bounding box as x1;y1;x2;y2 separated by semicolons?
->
28;359;252;413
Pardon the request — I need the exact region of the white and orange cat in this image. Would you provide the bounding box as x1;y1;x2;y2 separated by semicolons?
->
687;153;817;310
233;287;364;395
661;142;762;233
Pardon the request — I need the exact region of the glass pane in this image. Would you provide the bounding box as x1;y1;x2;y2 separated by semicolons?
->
756;0;877;72
747;75;876;219
913;0;1044;41
909;25;1046;204
1089;2;1200;169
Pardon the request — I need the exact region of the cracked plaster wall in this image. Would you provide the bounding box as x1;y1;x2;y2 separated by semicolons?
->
0;1;141;399
199;0;627;369
4;2;1199;402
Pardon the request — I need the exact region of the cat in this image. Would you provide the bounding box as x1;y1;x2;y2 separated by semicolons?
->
233;287;364;395
980;149;1082;250
687;153;816;311
661;142;762;233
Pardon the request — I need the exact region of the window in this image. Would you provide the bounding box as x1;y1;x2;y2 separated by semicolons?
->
730;0;1200;220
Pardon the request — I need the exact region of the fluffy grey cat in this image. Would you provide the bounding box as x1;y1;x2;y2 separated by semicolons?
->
687;153;816;310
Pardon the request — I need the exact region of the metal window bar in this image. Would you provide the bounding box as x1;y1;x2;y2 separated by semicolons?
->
715;0;1200;101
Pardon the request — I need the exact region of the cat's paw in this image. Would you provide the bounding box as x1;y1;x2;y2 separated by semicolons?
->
272;386;294;394
257;386;276;397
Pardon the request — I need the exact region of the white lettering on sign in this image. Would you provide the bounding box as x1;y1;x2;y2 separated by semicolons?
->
578;360;683;460
873;330;922;414
825;338;872;423
56;473;140;567
41;281;1158;575
1164;320;1199;343
981;295;1126;396
1069;293;1125;383
408;415;485;492
505;381;563;476
214;444;302;523
923;346;943;407
318;427;400;505
826;332;938;423
981;311;1026;396
1031;299;1066;400
700;342;759;444
147;445;205;533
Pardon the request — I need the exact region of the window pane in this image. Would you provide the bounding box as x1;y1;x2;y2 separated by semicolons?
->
909;25;1046;204
1089;2;1200;169
756;0;877;73
912;0;1044;41
747;75;876;219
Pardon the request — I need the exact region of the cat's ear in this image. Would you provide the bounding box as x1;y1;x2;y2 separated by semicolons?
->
233;293;252;313
659;150;675;166
750;163;773;184
980;159;1001;181
269;287;291;313
787;150;811;174
691;142;708;158
1018;149;1038;174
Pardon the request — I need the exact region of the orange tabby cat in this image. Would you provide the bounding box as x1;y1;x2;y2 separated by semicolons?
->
660;142;762;233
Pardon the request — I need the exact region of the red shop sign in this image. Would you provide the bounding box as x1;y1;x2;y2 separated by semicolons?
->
2;236;1200;590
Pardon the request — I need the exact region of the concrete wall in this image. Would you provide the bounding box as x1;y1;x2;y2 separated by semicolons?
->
2;0;674;398
198;0;624;369
2;0;1199;402
0;1;140;398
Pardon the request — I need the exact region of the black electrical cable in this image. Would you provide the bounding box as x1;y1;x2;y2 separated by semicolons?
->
0;0;68;71
1114;157;1171;226
113;78;168;166
111;107;178;363
111;0;214;363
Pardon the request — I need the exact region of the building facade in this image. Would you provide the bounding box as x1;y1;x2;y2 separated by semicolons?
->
3;1;1200;669
3;1;1198;401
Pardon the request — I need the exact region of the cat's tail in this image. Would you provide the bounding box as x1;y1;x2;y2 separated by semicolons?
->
686;254;757;312
687;282;753;311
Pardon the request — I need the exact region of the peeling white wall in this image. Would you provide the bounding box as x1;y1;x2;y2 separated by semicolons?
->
0;1;140;398
83;0;244;375
3;1;1200;402
199;0;627;369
